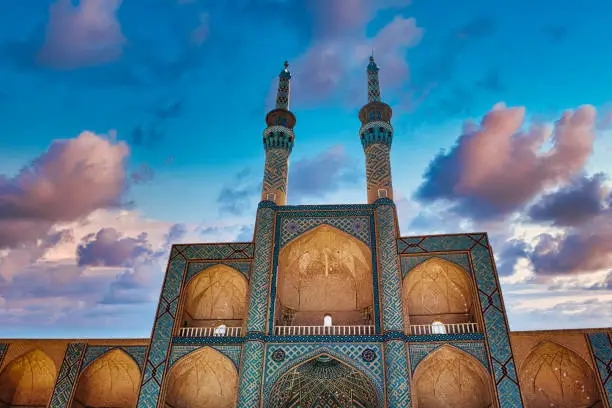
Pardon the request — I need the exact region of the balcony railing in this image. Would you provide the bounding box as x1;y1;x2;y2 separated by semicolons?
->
274;325;375;336
409;322;479;335
177;326;242;338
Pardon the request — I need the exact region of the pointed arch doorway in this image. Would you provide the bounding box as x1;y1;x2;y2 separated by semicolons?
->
268;354;380;408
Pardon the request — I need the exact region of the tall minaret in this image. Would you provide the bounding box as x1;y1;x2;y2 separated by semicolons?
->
358;55;394;204
261;61;296;205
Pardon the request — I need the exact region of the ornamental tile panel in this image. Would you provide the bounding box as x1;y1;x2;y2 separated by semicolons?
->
279;215;371;248
237;341;265;408
262;342;384;407
588;332;612;406
384;340;411;407
48;343;87;408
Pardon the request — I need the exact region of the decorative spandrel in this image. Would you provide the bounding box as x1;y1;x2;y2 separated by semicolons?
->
277;225;373;316
520;341;603;408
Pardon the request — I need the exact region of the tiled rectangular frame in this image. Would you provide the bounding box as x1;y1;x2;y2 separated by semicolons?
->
398;233;524;408
48;342;87;408
268;204;381;334
588;332;612;406
135;242;254;408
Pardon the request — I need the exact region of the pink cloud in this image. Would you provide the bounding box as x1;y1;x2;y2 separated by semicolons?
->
417;104;597;218
38;0;125;69
0;131;129;248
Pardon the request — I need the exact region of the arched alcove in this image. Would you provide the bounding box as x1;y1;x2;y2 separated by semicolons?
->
0;349;56;407
402;258;476;329
71;348;140;408
164;347;238;408
268;354;380;408
519;341;603;408
276;225;374;327
181;264;248;330
413;345;493;408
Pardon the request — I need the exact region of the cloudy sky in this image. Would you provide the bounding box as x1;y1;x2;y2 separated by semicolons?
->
0;0;611;338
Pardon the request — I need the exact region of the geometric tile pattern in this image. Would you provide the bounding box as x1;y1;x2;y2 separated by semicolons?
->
375;203;405;332
384;340;411;408
81;345;147;372
262;343;384;407
137;241;254;408
168;345;242;369
269;207;381;333
367;57;381;103
276;64;291;109
588;332;612;406
279;215;371;248
246;206;276;333
400;252;472;278
408;341;489;374
48;342;86;408
262;148;290;201
366;144;393;202
237;341;265;408
399;233;524;408
185;260;252;283
0;343;6;368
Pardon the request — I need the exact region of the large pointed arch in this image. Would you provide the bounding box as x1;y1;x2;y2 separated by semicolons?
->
0;349;57;407
268;353;380;408
71;348;140;408
402;257;476;327
519;341;603;408
413;345;493;408
181;264;248;328
163;346;238;408
276;224;374;326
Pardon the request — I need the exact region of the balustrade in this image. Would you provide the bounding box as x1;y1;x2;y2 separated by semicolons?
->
274;325;375;336
409;322;479;335
177;326;242;338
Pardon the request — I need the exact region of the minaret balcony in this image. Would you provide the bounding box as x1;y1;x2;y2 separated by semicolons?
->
274;325;376;336
408;322;480;336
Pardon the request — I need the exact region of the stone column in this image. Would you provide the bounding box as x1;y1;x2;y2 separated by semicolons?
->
237;203;276;407
374;200;411;407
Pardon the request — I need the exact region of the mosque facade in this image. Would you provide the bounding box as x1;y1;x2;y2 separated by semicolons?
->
1;58;611;408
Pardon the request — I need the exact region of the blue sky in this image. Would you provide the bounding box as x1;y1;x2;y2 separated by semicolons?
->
0;0;611;338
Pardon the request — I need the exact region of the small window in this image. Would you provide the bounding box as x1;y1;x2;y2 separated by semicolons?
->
431;321;446;334
214;324;227;336
323;314;333;327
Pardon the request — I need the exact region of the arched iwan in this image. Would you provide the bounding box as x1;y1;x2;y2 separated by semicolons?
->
0;349;56;407
519;341;603;408
71;348;140;408
181;264;248;329
402;257;476;327
163;346;238;408
268;353;380;408
413;345;493;408
276;224;374;327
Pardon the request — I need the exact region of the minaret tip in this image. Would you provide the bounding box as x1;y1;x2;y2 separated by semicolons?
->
284;60;289;69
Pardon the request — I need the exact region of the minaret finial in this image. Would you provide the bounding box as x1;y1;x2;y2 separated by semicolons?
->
276;60;291;110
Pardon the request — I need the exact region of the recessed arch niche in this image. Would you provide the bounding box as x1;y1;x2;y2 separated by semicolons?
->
71;348;140;408
163;347;238;408
181;264;248;329
519;341;603;408
402;257;476;328
268;354;380;408
413;345;493;408
0;349;56;407
276;224;374;327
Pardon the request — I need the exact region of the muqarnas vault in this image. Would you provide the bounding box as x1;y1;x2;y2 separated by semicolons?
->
1;58;611;408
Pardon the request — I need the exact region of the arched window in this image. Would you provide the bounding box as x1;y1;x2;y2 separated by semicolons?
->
214;324;227;336
323;315;333;327
431;321;446;334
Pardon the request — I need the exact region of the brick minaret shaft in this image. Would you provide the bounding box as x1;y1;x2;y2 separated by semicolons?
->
358;55;395;204
261;61;296;206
